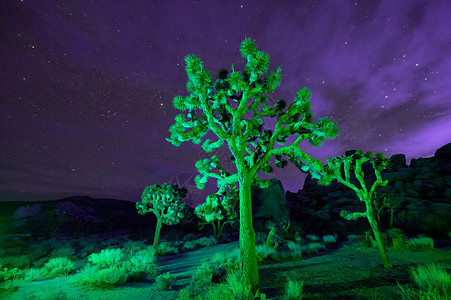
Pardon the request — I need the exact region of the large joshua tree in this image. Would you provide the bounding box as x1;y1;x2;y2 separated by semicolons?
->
167;37;339;294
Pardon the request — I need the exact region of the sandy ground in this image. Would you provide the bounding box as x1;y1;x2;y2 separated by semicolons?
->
3;240;451;300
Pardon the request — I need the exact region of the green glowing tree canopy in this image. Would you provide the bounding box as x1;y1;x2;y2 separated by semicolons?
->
167;37;339;295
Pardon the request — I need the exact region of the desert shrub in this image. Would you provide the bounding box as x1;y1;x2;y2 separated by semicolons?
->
224;268;262;300
347;234;359;242
0;267;23;281
51;245;75;258
386;228;406;249
210;248;239;266
182;240;197;250
411;264;451;293
282;277;304;300
88;248;123;269
177;267;246;300
70;264;127;290
359;230;376;247
43;257;74;278
123;240;147;253
406;236;434;250
182;237;217;251
155;272;176;290
197;237;217;247
156;242;179;255
123;247;159;282
398;263;451;299
0;255;31;269
306;234;319;242
322;235;337;244
32;257;48;268
23;268;46;281
183;264;214;296
0;268;17;295
208;249;240;283
286;241;303;259
203;285;236;300
255;244;277;261
300;242;325;255
183;233;198;242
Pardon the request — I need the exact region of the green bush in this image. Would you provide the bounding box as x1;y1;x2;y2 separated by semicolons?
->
155;272;176;290
88;248;123;269
123;247;159;282
0;267;18;295
300;242;325;255
70;265;127;290
50;245;75;258
411;264;451;294
286;241;303;259
282;277;303;300
182;237;217;251
398;263;451;299
178;264;213;297
32;257;48;269
23;268;45;281
255;244;277;261
406;236;434;250
386;228;406;249
210;248;239;266
43;257;74;278
156;242;179;255
0;255;31;269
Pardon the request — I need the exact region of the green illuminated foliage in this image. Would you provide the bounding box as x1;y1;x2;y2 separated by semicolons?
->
167;37;338;294
326;151;392;268
195;185;238;239
136;183;187;247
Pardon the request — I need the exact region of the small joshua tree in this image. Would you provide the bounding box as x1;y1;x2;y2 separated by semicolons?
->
195;184;238;239
323;150;392;268
167;37;338;293
136;183;187;247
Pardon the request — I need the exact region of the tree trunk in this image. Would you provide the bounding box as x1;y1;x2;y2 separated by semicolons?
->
365;201;392;268
153;217;163;248
238;178;260;295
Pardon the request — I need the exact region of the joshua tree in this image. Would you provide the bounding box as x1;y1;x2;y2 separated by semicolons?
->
195;184;238;239
324;151;393;268
167;37;338;294
136;183;187;247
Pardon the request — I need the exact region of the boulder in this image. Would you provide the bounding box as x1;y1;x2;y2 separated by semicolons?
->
387;154;407;171
251;178;289;232
434;143;451;160
382;168;416;182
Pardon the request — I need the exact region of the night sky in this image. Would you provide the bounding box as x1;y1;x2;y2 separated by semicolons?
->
1;1;450;206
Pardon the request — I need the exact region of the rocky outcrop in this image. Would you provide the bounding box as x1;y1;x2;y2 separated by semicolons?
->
286;142;451;237
252;178;290;232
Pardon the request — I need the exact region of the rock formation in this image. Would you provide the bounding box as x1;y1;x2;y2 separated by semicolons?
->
286;143;451;237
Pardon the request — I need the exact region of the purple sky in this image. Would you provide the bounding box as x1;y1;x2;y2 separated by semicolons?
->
1;1;450;206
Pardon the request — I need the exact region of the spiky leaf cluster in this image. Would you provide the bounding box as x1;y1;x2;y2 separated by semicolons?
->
136;183;187;225
194;185;238;223
168;38;339;206
325;151;389;201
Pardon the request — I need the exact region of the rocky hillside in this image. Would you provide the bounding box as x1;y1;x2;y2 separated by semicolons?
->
286;143;451;237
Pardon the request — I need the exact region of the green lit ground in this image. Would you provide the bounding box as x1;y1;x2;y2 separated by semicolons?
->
2;235;450;299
